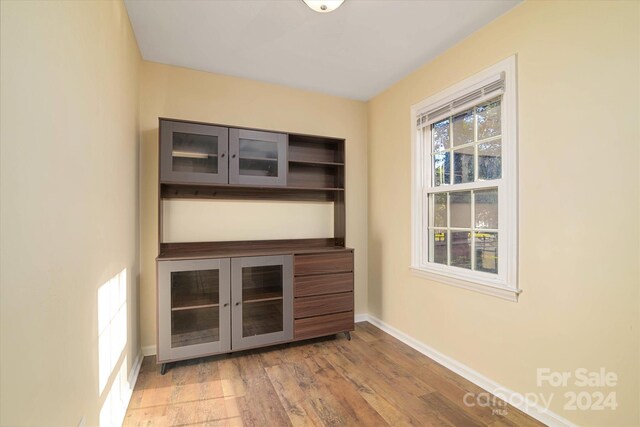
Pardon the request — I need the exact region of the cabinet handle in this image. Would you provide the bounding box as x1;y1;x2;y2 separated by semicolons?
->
223;303;229;307
232;154;236;159
220;153;225;158
235;301;241;306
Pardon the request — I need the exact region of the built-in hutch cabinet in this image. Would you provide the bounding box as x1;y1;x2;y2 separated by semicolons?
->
156;118;353;373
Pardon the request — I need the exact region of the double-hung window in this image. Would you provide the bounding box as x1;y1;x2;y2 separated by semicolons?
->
411;56;519;301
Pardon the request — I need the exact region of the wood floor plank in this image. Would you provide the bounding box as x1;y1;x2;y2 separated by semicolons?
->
420;392;485;427
324;344;450;425
282;347;356;426
264;363;324;427
303;355;389;426
233;353;292;427
124;323;544;427
320;347;419;426
335;336;436;396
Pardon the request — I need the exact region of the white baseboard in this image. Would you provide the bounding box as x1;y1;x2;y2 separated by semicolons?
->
122;351;143;415
127;351;143;388
354;313;369;323
142;345;157;357
359;314;574;427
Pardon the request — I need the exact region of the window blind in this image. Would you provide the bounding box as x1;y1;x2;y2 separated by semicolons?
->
416;72;505;129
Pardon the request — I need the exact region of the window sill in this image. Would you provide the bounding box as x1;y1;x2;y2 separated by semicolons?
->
410;266;521;302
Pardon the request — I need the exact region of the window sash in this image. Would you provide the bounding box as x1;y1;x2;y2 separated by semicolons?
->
423;188;500;273
418;99;507;284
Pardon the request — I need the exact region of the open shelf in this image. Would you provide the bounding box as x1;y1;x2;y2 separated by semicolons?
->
288;137;344;164
288;162;344;190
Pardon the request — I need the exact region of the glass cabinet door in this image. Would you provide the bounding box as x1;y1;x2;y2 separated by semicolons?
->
231;255;293;350
160;120;229;184
157;258;231;362
229;129;287;187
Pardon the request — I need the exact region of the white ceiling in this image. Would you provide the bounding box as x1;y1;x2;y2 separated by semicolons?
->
124;0;520;101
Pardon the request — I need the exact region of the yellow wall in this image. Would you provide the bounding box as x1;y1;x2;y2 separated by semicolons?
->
0;1;141;425
139;61;368;351
162;200;335;243
368;1;639;425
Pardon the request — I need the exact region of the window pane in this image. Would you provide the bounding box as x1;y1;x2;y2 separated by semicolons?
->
454;146;474;184
478;139;501;180
450;191;471;228
431;193;447;227
475;189;498;229
477;100;501;139
433;152;450;186
452;110;474;146
429;230;448;265
475;232;498;273
432;119;450;152
451;231;471;269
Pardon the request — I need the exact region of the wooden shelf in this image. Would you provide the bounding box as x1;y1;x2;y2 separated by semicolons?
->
172;151;217;159
289;159;344;167
243;287;283;304
172;303;219;312
160;182;343;202
245;296;283;304
159;238;352;261
240;156;278;162
161;181;344;191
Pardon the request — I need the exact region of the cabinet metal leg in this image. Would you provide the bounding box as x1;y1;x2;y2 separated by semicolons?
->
160;363;168;375
345;331;352;341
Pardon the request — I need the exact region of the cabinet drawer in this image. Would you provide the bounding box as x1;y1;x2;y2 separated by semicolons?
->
295;311;354;340
294;252;353;276
294;292;353;319
294;273;353;298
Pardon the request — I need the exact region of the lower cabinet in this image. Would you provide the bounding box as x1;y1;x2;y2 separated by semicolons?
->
157;255;293;363
231;255;293;350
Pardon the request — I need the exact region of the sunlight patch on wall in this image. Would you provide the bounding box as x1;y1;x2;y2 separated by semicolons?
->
99;354;130;427
98;269;127;395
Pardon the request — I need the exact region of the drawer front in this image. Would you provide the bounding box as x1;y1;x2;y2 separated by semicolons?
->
294;272;353;298
294;252;353;276
294;292;353;319
295;311;354;340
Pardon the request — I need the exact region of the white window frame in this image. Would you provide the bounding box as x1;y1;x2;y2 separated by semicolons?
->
410;55;519;301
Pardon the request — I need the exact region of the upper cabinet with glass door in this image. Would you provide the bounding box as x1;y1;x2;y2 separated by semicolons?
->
160;120;229;184
160;120;288;187
229;129;287;187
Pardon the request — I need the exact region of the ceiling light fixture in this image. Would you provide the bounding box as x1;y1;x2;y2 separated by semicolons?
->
303;0;345;13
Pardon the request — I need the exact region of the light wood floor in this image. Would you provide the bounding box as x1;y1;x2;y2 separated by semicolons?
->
124;322;543;426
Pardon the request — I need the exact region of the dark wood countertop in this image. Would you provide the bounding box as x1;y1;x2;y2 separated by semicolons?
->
157;238;353;261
